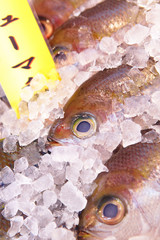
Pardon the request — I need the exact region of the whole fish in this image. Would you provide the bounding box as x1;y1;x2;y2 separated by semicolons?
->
32;0;90;39
49;0;139;64
47;61;157;146
78;142;160;240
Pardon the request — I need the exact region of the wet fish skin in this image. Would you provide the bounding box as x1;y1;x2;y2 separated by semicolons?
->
47;61;157;145
78;142;160;240
32;0;88;39
50;0;139;58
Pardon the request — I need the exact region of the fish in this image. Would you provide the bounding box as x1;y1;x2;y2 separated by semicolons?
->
32;0;89;39
78;142;160;240
47;60;158;146
49;0;139;64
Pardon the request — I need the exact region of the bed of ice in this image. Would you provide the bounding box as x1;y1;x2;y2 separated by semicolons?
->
1;0;160;239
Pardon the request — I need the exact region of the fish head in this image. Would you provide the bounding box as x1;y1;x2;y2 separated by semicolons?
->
32;0;74;39
78;167;160;240
47;111;98;145
47;85;112;146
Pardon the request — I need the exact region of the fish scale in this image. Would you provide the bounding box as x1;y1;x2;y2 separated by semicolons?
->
48;61;158;146
78;142;160;240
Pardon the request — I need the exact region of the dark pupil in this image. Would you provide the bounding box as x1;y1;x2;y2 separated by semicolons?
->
103;203;118;219
76;121;90;133
54;52;67;62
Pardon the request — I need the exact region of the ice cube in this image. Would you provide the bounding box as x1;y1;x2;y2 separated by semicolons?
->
77;48;99;66
23;216;38;236
58;65;79;82
20;86;34;102
19;120;44;146
14;157;29;173
124;46;149;68
123;96;150;117
51;145;80;163
124;24;150;45
32;206;53;228
7;216;24;237
59;181;87;212
99;37;118;54
120;119;142;147
3;135;18;152
43;190;57;207
66;165;80;183
18;201;35;216
1;166;15;184
80;169;98;184
33;173;54;193
15;173;32;184
1;182;21;202
38;222;57;239
144;39;160;58
50;228;75;240
2;199;19;218
150;25;160;39
146;4;160;25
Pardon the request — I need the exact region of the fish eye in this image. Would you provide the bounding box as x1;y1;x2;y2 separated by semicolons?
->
52;46;69;63
97;196;125;225
39;16;53;39
72;114;97;139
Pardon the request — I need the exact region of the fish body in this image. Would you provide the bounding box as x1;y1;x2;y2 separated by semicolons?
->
50;0;139;59
47;61;157;145
32;0;89;39
78;142;160;240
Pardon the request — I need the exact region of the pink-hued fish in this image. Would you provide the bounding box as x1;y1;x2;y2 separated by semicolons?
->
32;0;89;39
78;142;160;240
47;61;157;146
49;0;139;64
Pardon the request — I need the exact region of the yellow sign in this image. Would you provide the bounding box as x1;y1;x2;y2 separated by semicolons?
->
0;0;58;117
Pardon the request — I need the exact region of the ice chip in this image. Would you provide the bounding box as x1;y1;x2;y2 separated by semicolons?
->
19;120;44;146
99;37;118;54
18;201;35;216
51;227;76;240
2;199;19;218
20;86;34;102
120;119;142;147
124;46;149;68
124;24;150;45
43;190;57;207
51;145;80;163
38;222;57;239
124;96;150;117
77;48;99;66
14;157;29;173
3;135;18;152
1;166;15;184
33;173;54;193
32;206;53;228
23;216;38;236
7;216;24;237
1;182;21;202
144;39;160;58
146;4;160;25
59;181;87;212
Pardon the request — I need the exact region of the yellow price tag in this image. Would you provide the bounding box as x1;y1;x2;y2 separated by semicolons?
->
0;0;59;117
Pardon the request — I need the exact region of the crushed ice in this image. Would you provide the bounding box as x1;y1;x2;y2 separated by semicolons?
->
1;0;160;239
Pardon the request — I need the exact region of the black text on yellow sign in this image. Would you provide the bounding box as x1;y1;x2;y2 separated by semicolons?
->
0;0;59;117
